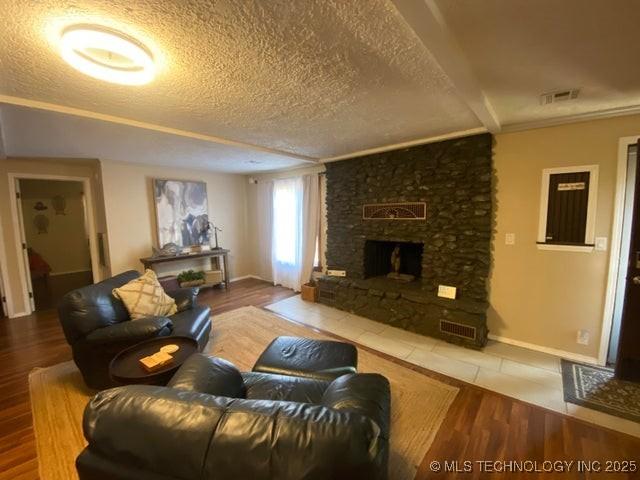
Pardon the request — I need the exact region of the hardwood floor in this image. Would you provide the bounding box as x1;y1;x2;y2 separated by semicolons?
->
0;277;638;479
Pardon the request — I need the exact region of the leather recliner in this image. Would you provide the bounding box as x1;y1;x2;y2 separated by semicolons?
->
76;353;391;480
58;270;212;390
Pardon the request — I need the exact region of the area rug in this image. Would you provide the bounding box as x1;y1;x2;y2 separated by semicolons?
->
561;359;640;423
30;305;458;480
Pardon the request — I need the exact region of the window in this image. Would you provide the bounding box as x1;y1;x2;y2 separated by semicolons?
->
537;165;598;252
272;178;300;265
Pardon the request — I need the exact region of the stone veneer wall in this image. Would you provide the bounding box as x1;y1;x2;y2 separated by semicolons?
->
319;133;493;348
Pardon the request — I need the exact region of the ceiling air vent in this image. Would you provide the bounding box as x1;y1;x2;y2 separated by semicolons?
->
540;89;580;105
440;320;476;341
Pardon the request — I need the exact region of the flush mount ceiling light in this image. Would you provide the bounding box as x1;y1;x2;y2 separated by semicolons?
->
60;25;155;85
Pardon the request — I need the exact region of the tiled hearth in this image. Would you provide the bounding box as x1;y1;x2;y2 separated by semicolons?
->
266;295;640;438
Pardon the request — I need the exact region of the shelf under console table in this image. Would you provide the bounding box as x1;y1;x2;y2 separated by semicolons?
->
140;249;230;289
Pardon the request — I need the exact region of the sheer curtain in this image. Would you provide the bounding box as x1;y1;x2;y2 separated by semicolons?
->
271;174;319;291
255;180;274;281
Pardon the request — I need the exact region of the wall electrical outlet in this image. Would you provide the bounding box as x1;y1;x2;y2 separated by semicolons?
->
576;329;590;346
437;285;457;299
505;233;515;245
327;269;346;277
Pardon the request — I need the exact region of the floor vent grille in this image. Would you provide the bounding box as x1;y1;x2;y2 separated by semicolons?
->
318;288;336;303
440;320;476;340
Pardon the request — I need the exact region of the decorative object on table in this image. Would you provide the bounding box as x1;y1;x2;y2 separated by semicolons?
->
205;269;223;285
561;359;640;422
177;269;206;287
152;242;181;258
154;179;209;247
191;244;211;253
301;281;318;302
139;350;174;372
33;201;48;211
51;195;67;215
34;214;49;234
204;221;223;249
112;269;177;319
160;344;180;354
387;243;415;282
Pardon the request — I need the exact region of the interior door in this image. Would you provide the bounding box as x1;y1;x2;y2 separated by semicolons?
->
15;180;35;312
616;140;640;381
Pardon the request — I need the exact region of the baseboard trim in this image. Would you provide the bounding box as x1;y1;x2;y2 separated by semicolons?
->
488;334;600;365
9;310;30;319
49;269;92;277
229;274;265;282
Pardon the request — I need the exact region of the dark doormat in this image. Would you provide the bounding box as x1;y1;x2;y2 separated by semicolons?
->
561;359;640;423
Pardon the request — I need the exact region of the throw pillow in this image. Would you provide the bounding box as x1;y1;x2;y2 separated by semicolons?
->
113;269;177;320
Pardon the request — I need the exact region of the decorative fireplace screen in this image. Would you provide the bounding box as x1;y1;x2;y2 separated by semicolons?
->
362;202;426;220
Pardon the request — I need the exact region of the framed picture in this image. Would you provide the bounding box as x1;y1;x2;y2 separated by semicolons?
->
153;179;209;247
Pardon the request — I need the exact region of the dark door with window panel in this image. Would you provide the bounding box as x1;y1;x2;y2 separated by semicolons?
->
545;172;591;244
616;141;640;382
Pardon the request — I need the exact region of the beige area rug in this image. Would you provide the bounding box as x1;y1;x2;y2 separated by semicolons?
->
30;306;458;480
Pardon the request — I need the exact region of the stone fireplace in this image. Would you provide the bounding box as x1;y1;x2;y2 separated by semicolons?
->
318;133;493;348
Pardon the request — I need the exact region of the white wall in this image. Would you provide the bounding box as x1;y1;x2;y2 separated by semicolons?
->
100;160;251;280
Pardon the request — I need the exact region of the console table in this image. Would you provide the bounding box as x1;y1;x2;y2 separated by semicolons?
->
140;249;230;289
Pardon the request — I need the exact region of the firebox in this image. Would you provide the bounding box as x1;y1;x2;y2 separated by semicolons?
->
364;240;424;280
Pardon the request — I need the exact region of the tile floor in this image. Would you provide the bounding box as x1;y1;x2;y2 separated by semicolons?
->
266;294;640;438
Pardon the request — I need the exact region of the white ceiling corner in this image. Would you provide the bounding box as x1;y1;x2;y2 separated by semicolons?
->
0;103;309;173
389;0;501;132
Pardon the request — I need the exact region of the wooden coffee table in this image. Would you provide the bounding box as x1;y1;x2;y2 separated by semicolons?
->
109;336;198;386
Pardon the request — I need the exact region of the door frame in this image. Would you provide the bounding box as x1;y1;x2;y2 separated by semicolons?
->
6;173;100;316
599;135;640;364
0;230;11;317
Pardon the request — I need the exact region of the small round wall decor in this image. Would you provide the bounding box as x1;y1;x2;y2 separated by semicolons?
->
33;201;48;211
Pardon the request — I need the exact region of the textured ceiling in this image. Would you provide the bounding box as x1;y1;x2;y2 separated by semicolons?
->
2;0;639;172
435;0;640;126
0;104;305;173
0;0;480;163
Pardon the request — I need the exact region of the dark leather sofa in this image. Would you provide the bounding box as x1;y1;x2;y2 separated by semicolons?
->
76;353;391;480
58;270;212;390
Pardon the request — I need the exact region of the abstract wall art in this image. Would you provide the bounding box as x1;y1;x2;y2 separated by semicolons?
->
153;179;209;248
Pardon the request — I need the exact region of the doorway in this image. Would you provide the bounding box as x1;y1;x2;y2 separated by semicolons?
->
608;143;637;365
16;179;94;311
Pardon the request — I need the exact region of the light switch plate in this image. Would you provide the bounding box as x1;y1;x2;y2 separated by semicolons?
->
327;269;346;277
437;285;457;299
505;233;515;245
595;237;607;251
577;329;590;346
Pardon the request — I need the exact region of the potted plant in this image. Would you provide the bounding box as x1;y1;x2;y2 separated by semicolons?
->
301;278;318;302
177;269;206;288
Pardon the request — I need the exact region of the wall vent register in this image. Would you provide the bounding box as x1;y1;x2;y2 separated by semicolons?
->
362;202;426;220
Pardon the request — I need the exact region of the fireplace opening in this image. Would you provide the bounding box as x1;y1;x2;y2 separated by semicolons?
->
364;240;424;281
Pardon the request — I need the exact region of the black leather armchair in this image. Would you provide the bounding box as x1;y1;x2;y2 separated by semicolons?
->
58;271;212;390
76;354;391;480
